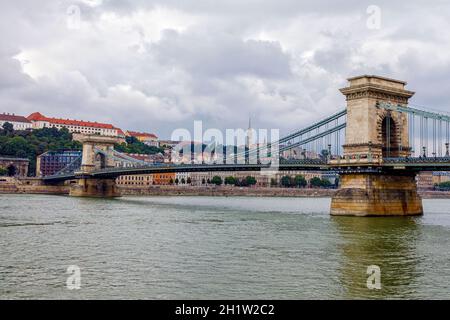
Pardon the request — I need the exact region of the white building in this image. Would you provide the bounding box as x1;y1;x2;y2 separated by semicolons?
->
0;113;33;130
27;112;122;137
175;172;191;184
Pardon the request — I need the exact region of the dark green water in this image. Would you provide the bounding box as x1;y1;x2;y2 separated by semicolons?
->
1;194;449;299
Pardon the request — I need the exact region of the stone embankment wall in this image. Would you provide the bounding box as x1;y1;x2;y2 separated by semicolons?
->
0;177;69;195
119;185;337;197
1;177;450;198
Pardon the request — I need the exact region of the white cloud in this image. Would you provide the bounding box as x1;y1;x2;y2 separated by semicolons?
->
1;0;450;138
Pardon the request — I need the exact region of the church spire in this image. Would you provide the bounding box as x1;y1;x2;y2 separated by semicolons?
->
246;115;253;148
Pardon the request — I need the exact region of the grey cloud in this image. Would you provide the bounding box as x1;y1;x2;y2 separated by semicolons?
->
151;29;291;79
1;1;450;138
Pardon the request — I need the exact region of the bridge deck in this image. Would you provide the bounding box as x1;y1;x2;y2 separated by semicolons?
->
42;157;450;182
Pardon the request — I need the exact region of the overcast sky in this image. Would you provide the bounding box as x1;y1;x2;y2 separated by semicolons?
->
1;0;450;139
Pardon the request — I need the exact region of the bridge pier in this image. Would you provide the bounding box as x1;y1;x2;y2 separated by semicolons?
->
330;75;424;216
330;172;423;216
68;134;124;198
69;177;121;198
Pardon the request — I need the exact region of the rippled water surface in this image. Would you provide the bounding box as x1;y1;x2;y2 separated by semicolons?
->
1;194;450;299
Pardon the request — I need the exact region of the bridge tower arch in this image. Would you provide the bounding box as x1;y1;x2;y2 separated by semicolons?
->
340;75;413;160
69;134;123;197
331;75;423;216
379;111;403;158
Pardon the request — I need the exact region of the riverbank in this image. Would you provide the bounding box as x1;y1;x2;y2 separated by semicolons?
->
118;185;450;199
119;185;337;197
1;178;450;198
0;177;68;195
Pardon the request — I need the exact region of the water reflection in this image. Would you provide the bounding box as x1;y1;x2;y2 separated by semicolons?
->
332;216;423;299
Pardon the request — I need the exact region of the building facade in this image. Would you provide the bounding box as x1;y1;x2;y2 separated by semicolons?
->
28;112;122;137
433;172;450;185
152;173;176;185
116;174;153;187
36;150;82;177
113;169;336;189
416;172;434;190
0;113;33;130
0;157;29;177
188;171;270;187
175;172;190;185
116;172;177;186
125;131;159;147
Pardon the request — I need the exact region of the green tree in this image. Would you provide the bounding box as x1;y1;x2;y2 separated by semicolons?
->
280;175;293;188
0;168;7;176
437;181;450;190
246;176;257;186
114;136;164;155
2;122;14;135
294;175;307;188
321;178;332;188
0;126;82;176
310;177;322;188
224;176;237;185
211;176;222;185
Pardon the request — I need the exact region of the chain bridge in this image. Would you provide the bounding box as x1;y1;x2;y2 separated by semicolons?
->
42;75;450;216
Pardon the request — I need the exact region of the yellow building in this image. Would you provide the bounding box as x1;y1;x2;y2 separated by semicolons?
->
152;173;176;185
125;131;159;147
116;174;153;187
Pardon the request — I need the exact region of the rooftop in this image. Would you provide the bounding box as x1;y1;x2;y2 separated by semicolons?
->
0;156;30;162
0;113;31;123
347;74;407;85
27;112;116;129
126;130;158;139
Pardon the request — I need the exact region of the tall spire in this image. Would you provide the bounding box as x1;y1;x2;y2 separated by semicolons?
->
246;115;253;148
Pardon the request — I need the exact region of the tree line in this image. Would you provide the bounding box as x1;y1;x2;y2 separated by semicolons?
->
0;122;82;176
114;136;164;155
273;175;337;188
435;181;450;190
165;174;336;188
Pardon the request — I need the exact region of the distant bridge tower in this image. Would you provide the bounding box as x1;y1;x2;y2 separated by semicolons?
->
69;134;123;197
331;75;423;216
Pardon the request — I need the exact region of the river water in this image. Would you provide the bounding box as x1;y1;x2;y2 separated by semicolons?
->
1;194;449;299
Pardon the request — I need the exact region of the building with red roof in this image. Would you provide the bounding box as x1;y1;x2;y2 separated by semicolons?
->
27;112;122;137
125;130;159;147
0;113;32;130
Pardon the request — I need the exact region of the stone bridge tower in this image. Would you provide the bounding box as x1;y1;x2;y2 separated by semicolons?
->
69;134;123;197
331;75;423;216
341;75;414;159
